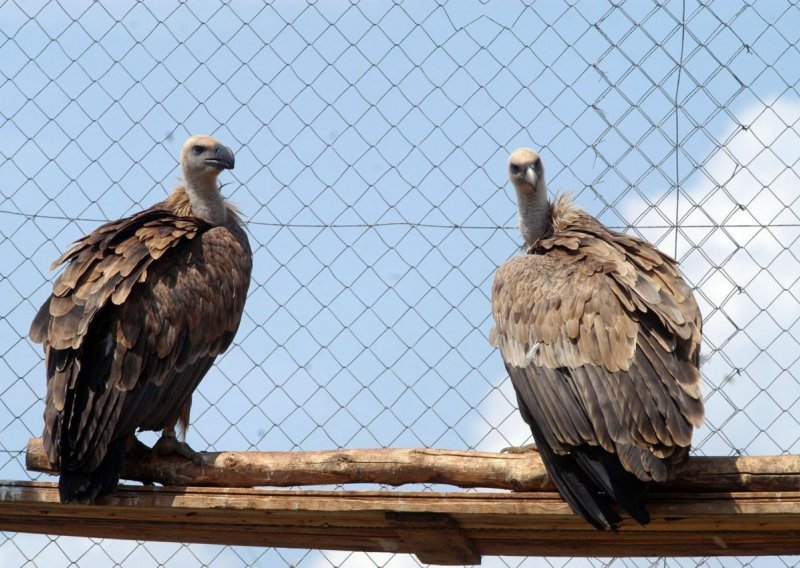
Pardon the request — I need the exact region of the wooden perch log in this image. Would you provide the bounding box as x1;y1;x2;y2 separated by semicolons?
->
27;438;549;490
25;437;800;492
13;440;800;562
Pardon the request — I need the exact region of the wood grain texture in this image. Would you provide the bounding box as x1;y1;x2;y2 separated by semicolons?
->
0;480;799;564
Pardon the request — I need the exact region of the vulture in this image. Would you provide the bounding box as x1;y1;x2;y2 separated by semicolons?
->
30;135;252;503
489;148;704;529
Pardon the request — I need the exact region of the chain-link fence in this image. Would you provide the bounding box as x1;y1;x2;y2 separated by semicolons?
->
1;0;799;566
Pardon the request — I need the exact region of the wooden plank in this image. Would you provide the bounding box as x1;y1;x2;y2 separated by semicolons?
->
0;481;798;563
25;438;800;492
386;512;480;565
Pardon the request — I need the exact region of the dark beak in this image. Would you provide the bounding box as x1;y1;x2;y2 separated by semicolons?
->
206;145;235;170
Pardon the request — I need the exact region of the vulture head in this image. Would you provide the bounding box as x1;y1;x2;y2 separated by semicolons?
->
180;135;236;224
508;147;545;196
181;134;235;182
508;147;549;247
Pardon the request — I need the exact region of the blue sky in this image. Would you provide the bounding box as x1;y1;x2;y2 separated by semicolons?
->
1;1;799;567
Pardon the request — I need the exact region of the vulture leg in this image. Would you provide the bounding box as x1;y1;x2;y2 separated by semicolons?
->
126;435;152;456
124;436;157;486
502;390;540;453
501;443;540;454
153;427;204;465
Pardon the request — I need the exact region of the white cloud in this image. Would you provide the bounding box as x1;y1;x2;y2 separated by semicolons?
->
304;550;422;568
637;97;800;455
479;98;800;458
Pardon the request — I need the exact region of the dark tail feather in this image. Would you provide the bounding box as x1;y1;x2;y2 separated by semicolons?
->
58;437;126;504
508;367;651;529
527;417;649;529
532;429;622;530
570;444;650;526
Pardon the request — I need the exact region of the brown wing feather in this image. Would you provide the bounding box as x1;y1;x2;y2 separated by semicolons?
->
31;198;252;477
491;196;703;483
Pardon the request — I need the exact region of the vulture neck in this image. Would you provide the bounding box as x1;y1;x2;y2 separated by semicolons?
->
182;172;227;225
516;186;550;248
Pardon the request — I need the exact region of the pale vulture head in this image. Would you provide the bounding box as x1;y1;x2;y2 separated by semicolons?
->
180;134;235;184
508;147;550;247
508;147;545;196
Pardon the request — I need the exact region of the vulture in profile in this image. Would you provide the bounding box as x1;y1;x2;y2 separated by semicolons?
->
489;148;704;529
30;135;252;503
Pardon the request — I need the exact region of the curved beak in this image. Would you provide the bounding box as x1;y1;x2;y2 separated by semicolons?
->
524;165;538;188
206;145;235;170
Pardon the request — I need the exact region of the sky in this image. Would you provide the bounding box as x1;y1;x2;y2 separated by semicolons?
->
1;1;799;567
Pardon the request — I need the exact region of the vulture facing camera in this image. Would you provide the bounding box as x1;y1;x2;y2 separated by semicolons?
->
490;148;704;529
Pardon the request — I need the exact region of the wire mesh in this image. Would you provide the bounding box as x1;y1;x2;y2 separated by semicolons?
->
1;0;799;566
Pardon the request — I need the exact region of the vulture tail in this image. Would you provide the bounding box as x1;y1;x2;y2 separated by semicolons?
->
570;444;650;527
527;416;650;529
58;436;126;504
527;419;622;530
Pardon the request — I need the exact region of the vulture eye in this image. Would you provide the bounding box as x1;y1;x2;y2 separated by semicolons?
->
510;164;521;175
192;145;204;155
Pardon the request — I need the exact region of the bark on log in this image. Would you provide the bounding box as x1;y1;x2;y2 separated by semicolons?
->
25;438;800;492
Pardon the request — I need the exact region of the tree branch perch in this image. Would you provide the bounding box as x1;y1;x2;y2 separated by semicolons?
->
25;438;800;492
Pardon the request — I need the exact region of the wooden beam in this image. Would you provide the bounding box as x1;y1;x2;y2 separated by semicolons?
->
21;441;800;562
386;512;480;565
0;481;799;563
25;438;800;492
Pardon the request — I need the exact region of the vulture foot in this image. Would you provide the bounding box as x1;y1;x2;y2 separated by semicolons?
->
153;430;204;465
501;443;539;454
127;436;152;456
